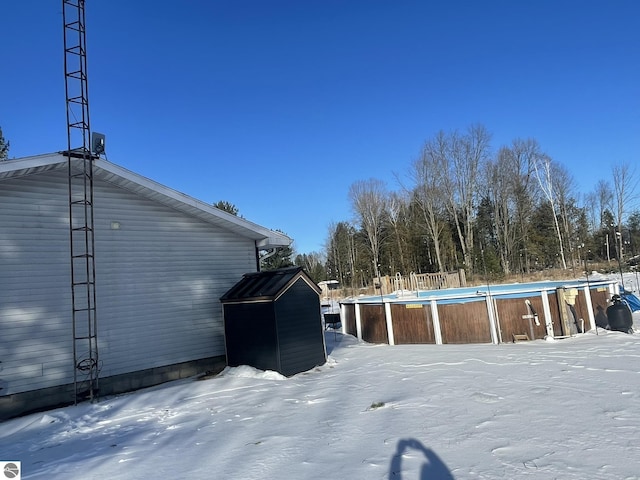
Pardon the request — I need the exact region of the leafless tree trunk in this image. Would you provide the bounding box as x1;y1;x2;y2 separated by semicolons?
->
584;191;598;234
551;163;578;268
595;180;614;230
485;147;518;274
612;162;639;258
386;192;410;274
441;124;491;273
509;139;541;272
348;178;388;280
408;137;448;272
533;154;567;269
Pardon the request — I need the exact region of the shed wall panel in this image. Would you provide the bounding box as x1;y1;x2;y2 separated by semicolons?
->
223;302;279;371
275;279;325;376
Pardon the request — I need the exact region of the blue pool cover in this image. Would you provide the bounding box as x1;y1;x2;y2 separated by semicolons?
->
622;289;640;312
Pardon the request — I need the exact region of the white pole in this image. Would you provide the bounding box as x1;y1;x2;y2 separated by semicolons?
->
541;291;555;338
355;303;362;341
583;285;595;331
430;299;443;345
485;294;499;344
384;302;395;345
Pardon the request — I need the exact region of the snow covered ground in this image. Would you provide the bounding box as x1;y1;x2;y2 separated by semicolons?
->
2;273;640;479
2;324;640;479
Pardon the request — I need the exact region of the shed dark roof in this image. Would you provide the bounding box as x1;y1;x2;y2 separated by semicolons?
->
220;267;321;303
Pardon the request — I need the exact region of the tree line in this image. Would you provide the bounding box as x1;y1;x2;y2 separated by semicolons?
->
295;124;639;287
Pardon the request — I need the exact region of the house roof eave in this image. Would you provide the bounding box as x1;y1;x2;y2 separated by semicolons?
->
0;153;292;249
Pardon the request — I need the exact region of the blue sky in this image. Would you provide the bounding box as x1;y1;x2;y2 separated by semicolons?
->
3;1;639;255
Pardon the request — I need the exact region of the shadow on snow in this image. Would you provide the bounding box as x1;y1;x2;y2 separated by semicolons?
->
389;438;454;480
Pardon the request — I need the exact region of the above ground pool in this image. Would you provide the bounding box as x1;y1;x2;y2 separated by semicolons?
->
338;278;620;345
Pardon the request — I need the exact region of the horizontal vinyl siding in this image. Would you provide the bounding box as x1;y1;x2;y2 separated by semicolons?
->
94;175;255;377
0;174;74;395
1;168;258;395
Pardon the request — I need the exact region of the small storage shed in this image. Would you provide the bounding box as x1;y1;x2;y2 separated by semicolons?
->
220;267;326;376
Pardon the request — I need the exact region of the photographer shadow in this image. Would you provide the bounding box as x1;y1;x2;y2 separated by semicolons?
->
389;438;454;479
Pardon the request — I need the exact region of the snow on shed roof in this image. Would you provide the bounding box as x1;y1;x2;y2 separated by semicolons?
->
220;267;321;303
0;152;291;249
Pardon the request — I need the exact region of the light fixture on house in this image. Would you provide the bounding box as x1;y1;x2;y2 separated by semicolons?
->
92;132;106;155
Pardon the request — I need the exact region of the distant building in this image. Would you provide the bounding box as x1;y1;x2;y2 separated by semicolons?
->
318;280;340;301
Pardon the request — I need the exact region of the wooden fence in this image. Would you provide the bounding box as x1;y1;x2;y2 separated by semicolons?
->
376;270;467;295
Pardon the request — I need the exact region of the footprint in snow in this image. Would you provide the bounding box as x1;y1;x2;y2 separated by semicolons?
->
470;392;503;404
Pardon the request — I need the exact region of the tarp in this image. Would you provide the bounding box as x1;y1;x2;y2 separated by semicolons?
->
621;289;640;312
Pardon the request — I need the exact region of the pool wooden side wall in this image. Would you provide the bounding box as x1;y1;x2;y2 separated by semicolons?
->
438;301;492;344
495;295;549;341
340;281;618;345
359;304;388;344
389;304;436;344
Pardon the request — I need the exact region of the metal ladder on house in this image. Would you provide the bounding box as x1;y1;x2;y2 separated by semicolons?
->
63;0;99;403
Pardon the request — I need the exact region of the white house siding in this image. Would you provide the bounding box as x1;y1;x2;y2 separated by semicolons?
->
1;169;73;395
93;174;256;377
1;167;257;396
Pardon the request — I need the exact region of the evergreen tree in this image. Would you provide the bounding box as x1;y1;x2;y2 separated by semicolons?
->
528;201;561;268
261;230;294;271
294;252;326;283
627;211;640;261
0;126;9;161
213;200;239;216
261;245;294;271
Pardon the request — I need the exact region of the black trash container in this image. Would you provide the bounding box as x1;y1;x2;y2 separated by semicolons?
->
607;295;633;333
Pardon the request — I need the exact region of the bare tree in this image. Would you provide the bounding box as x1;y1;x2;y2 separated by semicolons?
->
595;180;614;230
386;191;411;274
533;154;567;269
441;124;492;273
509;139;542;272
348;178;388;280
485;147;517;274
551;162;579;267
583;191;598;234
612;162;639;259
408;135;448;272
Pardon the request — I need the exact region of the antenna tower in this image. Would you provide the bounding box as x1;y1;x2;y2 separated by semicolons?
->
62;0;99;403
